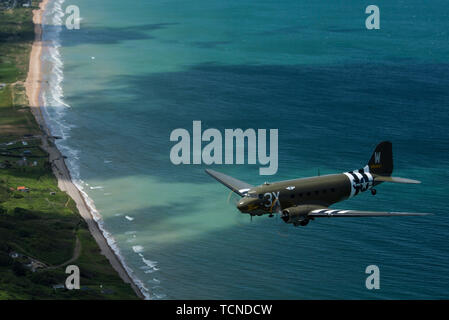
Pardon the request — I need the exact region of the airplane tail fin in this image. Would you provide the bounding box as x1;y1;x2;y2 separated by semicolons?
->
367;141;393;176
366;141;422;184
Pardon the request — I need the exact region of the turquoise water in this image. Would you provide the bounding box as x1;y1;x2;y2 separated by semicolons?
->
42;0;449;299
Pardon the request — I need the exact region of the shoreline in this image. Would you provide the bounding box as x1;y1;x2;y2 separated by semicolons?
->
25;0;145;299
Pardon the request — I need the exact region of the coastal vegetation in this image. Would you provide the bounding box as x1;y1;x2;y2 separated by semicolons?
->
0;1;138;299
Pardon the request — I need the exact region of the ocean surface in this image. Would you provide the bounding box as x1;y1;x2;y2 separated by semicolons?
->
40;0;449;299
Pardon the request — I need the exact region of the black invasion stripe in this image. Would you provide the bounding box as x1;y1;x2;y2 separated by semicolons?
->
349;171;360;183
358;169;370;191
349;171;360;196
358;169;368;180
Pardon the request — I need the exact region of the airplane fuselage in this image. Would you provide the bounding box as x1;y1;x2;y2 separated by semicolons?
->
238;169;377;215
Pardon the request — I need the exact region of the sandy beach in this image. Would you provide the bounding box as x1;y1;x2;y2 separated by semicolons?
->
25;0;144;299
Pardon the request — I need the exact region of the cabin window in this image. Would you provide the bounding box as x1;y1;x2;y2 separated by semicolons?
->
258;194;264;199
323;189;327;194
306;192;311;196
331;188;335;192
315;190;319;195
290;194;295;199
299;193;303;197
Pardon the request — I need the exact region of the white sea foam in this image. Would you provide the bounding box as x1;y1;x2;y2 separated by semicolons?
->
153;293;167;299
145;270;157;274
139;253;158;269
125;215;135;221
134;251;159;274
38;0;153;300
89;186;104;190
132;245;144;253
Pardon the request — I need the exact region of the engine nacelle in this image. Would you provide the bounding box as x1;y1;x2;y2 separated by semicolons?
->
281;205;325;226
281;206;311;224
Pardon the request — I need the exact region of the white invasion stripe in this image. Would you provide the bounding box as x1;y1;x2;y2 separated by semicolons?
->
343;172;356;198
353;170;364;182
365;171;374;187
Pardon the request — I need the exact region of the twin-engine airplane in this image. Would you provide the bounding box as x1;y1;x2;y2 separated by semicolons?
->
206;141;431;227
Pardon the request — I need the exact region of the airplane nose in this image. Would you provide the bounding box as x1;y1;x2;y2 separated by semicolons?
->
237;201;248;212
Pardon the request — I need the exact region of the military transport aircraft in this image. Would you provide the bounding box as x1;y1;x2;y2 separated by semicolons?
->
206;141;431;227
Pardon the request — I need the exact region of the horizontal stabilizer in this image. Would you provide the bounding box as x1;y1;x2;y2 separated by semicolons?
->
309;208;432;217
374;175;421;184
205;169;253;197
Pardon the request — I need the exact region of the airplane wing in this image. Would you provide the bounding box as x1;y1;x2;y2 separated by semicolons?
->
205;169;254;197
309;208;432;217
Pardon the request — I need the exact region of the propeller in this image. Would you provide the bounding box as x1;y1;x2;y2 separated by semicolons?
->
226;190;289;236
274;211;291;237
226;191;250;226
265;198;291;237
227;190;240;206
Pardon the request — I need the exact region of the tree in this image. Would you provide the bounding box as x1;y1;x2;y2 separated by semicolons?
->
12;261;27;276
0;251;13;267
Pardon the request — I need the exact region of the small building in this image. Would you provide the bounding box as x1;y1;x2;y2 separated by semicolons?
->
27;260;46;272
0;83;6;90
103;289;115;295
52;284;65;290
17;186;29;192
17;157;27;166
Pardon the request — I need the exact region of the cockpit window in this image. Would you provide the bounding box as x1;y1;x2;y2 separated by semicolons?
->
247;192;258;198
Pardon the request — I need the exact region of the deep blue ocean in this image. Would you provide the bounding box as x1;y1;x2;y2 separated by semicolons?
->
41;0;449;299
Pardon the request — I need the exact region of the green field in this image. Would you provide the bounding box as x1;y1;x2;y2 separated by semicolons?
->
0;1;138;299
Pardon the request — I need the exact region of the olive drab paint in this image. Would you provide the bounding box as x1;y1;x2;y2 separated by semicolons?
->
206;141;431;227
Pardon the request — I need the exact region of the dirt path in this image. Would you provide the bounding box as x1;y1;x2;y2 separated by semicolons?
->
46;236;81;270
